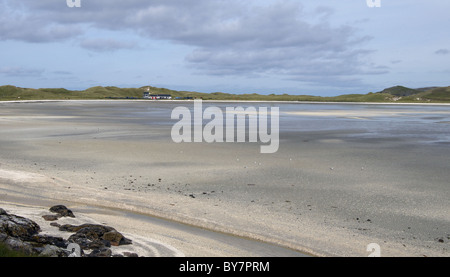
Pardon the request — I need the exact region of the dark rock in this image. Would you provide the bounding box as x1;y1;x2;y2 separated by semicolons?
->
42;214;60;221
88;247;112;257
74;226;106;240
103;230;123;246
50;222;61;228
92;239;111;249
49;205;75;218
1;207;132;257
58;224;80;232
68;236;92;250
70;236;110;250
0;210;41;239
3;236;34;254
59;223;114;234
30;234;68;248
62;223;131;250
123;252;139;257
120;237;132;246
61;223;131;247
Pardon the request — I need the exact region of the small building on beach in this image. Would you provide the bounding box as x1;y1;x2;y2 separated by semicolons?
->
144;93;172;100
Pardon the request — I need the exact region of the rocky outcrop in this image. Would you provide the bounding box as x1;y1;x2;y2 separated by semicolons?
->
0;208;41;239
56;223;132;251
0;206;137;257
41;205;75;221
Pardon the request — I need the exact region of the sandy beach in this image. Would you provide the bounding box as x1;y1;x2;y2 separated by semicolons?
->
0;100;449;257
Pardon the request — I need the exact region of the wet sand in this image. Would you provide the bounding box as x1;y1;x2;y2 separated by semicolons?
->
0;100;449;257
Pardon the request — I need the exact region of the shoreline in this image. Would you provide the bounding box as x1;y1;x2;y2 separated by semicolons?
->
2;98;450;106
0;167;311;257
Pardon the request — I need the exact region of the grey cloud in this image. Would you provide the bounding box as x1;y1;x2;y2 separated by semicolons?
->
0;0;385;85
0;66;44;77
435;49;449;55
0;17;81;43
0;1;83;42
80;38;138;52
53;70;73;75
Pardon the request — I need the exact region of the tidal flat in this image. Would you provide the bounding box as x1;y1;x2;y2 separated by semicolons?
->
0;100;449;256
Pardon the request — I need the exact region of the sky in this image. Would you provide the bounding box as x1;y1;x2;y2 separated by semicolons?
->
0;0;449;96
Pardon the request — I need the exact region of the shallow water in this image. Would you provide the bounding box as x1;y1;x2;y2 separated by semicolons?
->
4;100;448;144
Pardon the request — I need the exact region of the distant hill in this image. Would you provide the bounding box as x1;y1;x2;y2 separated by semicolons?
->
376;85;450;102
1;84;449;103
419;86;450;102
377;86;420;97
415;87;440;92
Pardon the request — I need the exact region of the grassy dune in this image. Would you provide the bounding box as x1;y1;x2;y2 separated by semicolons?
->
1;85;449;103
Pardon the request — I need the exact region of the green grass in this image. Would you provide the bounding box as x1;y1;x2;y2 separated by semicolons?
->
1;84;449;103
0;242;39;257
422;86;450;102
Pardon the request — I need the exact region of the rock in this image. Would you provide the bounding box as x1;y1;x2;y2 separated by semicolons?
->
59;223;114;233
68;236;91;250
123;252;139;257
120;237;132;246
90;239;111;249
436;237;445;243
88;247;112;257
103;230;123;246
42;214;60;221
1;207;132;257
3;236;34;255
61;223;131;248
58;224;79;232
30;234;68;248
50;222;61;228
62;223;131;251
49;205;75;218
39;244;68;257
0;210;41;239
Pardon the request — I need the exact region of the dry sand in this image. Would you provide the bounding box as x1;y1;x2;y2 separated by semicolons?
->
0;100;449;257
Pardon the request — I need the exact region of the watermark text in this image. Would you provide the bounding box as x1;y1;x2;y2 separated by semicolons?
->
67;0;81;8
171;100;279;154
367;0;381;8
367;243;381;257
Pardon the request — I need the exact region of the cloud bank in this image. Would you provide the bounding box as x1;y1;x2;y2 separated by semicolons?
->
0;0;386;87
